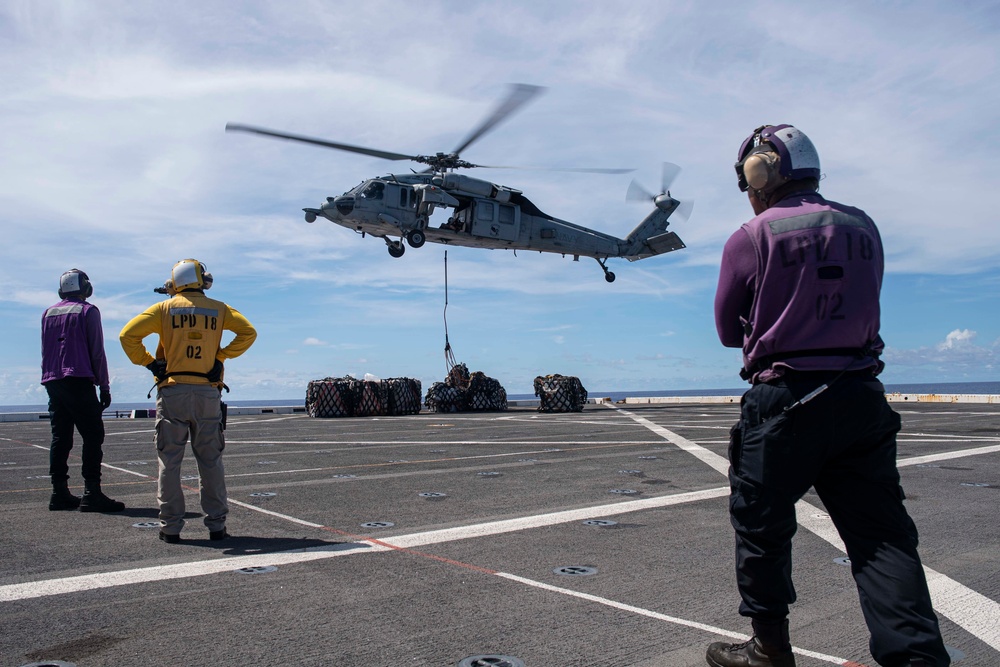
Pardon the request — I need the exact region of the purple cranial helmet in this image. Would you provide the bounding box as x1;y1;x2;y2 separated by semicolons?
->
735;124;820;193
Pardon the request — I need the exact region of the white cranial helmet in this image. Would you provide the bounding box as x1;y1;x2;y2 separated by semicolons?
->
171;259;208;291
58;269;93;299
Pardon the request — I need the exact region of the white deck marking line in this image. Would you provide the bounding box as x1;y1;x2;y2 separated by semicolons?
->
0;485;728;602
227;415;308;425
897;444;1000;466
26;443;150;478
383;486;729;549
611;408;730;476
497;418;646;426
0;542;382;601
496;573;855;666
903;432;1000;440
220;444;662;480
611;405;1000;652
223;440;663;445
227;498;325;528
100;417;307;435
898;438;1000;444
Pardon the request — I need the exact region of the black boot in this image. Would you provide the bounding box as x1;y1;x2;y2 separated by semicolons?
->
706;619;795;667
79;481;125;513
48;479;81;511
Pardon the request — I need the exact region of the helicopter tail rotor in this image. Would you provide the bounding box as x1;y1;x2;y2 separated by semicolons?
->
626;162;694;223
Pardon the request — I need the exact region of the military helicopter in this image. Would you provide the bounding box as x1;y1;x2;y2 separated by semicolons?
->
226;84;690;282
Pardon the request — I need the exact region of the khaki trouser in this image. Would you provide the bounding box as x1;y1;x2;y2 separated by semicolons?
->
155;384;227;534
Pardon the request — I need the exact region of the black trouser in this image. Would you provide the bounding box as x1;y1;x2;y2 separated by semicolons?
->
45;377;105;484
728;372;950;666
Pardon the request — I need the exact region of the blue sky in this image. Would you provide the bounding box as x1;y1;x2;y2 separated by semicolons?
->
2;0;1000;405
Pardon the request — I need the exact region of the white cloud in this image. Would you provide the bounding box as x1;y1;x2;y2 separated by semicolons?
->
883;328;999;381
937;329;977;351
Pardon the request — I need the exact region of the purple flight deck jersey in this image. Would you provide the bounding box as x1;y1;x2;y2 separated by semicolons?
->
41;299;110;391
715;191;884;383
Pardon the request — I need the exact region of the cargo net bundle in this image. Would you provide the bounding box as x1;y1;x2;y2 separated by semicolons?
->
424;363;508;413
533;374;588;413
306;376;422;418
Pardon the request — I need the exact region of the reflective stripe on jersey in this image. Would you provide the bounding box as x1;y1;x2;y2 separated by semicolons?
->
45;304;84;317
168;307;220;318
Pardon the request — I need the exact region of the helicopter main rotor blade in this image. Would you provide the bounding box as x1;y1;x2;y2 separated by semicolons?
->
474;164;634;174
225;123;416;162
449;84;545;158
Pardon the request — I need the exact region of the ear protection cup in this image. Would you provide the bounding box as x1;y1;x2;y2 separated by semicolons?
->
743;150;786;193
736;124;819;193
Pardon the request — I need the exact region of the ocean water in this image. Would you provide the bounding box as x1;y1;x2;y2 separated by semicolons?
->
4;381;1000;414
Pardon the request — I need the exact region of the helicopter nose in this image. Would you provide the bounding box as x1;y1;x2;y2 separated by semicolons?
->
323;195;355;217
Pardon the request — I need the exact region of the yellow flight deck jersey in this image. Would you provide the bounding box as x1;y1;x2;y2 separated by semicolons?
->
120;290;257;386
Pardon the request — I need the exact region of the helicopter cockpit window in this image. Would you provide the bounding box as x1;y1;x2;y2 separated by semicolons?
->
360;181;385;200
399;188;408;208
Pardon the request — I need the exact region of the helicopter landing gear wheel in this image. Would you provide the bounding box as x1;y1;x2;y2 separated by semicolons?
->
304;211;317;223
406;230;426;248
387;240;406;258
596;258;615;282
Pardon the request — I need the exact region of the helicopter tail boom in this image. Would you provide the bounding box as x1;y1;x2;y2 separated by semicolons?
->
622;208;686;261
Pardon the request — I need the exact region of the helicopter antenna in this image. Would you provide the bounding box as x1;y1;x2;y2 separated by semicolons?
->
443;251;458;374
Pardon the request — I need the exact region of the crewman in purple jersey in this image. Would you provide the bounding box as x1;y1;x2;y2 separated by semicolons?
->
41;269;125;512
707;126;949;667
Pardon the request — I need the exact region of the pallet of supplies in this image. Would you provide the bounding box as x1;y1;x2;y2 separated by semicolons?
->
385;377;423;415
533;374;588;412
424;363;507;413
306;376;358;417
306;375;422;417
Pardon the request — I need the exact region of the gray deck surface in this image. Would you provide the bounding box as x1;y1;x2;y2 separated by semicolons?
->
1;402;997;666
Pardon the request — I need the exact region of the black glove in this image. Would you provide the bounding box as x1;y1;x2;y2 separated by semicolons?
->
207;359;224;383
146;360;167;383
99;388;112;410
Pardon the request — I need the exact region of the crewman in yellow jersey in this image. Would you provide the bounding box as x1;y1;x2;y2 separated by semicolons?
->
120;259;256;544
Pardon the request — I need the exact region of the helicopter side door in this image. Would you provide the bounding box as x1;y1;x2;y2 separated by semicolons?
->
385;184;417;213
469;199;520;241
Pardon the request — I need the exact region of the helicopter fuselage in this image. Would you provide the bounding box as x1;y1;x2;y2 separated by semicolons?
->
304;172;684;269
